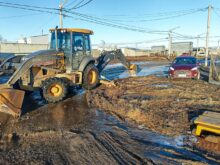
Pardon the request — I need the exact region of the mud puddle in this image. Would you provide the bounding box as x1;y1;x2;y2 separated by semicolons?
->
101;61;169;80
0;61;219;164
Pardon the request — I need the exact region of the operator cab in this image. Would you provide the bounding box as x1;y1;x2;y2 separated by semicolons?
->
50;28;93;72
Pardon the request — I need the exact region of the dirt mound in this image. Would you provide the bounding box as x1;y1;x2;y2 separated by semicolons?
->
87;76;220;136
126;56;168;62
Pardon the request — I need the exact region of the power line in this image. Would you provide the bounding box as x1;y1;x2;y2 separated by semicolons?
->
88;8;207;19
0;3;59;15
69;0;85;9
0;13;45;19
89;8;206;23
31;15;57;35
69;0;94;10
213;8;220;19
105;38;169;46
0;2;164;35
92;38;169;47
0;2;213;40
63;10;168;34
214;7;220;12
172;32;195;39
65;0;80;7
0;1;58;11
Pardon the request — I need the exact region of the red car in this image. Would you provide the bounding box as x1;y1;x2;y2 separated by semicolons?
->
168;56;200;79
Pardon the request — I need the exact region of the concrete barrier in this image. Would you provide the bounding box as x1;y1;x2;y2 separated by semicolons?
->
0;43;49;55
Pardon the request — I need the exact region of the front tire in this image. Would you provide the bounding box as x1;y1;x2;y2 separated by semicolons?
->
82;64;99;90
42;78;68;103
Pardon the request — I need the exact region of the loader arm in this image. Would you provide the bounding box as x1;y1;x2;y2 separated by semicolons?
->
96;49;136;73
7;54;62;85
0;51;62;117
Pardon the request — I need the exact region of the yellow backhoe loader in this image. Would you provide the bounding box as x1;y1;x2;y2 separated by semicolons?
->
0;27;136;117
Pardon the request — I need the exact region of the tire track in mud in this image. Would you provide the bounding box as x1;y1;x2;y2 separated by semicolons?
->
0;110;219;164
0;129;154;165
0;94;152;164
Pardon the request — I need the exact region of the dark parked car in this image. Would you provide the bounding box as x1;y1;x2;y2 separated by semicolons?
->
168;56;200;79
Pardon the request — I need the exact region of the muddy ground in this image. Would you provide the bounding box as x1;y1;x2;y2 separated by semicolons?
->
0;61;220;164
87;76;220;156
87;76;220;135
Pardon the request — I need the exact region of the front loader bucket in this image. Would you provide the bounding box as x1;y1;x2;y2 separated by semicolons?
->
0;88;25;117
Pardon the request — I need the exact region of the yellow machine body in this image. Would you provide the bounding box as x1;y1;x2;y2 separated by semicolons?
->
194;111;220;136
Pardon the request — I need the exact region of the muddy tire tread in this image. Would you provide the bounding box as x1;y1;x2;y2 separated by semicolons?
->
83;64;99;90
42;77;68;103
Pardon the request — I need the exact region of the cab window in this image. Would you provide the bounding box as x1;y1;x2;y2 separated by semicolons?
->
73;33;84;52
50;31;71;50
84;35;91;51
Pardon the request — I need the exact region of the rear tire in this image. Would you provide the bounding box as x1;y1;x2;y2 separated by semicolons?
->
82;64;99;90
42;78;68;103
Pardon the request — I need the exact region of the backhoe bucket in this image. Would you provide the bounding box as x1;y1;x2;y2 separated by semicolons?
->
0;88;25;117
129;64;137;72
128;64;137;75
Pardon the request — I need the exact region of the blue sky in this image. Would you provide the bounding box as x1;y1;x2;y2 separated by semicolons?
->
0;0;220;48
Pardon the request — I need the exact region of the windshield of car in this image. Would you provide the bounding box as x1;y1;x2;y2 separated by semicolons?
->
50;31;71;50
173;57;196;65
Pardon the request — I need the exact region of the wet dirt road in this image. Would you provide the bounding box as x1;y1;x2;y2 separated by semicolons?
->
0;61;220;164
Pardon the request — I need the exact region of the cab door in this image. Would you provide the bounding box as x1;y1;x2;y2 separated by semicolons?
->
72;33;92;70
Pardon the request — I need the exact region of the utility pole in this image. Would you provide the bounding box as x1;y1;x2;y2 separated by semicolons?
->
205;5;212;66
168;32;172;58
168;26;180;58
196;35;200;56
196;33;205;57
59;0;68;28
218;40;220;50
